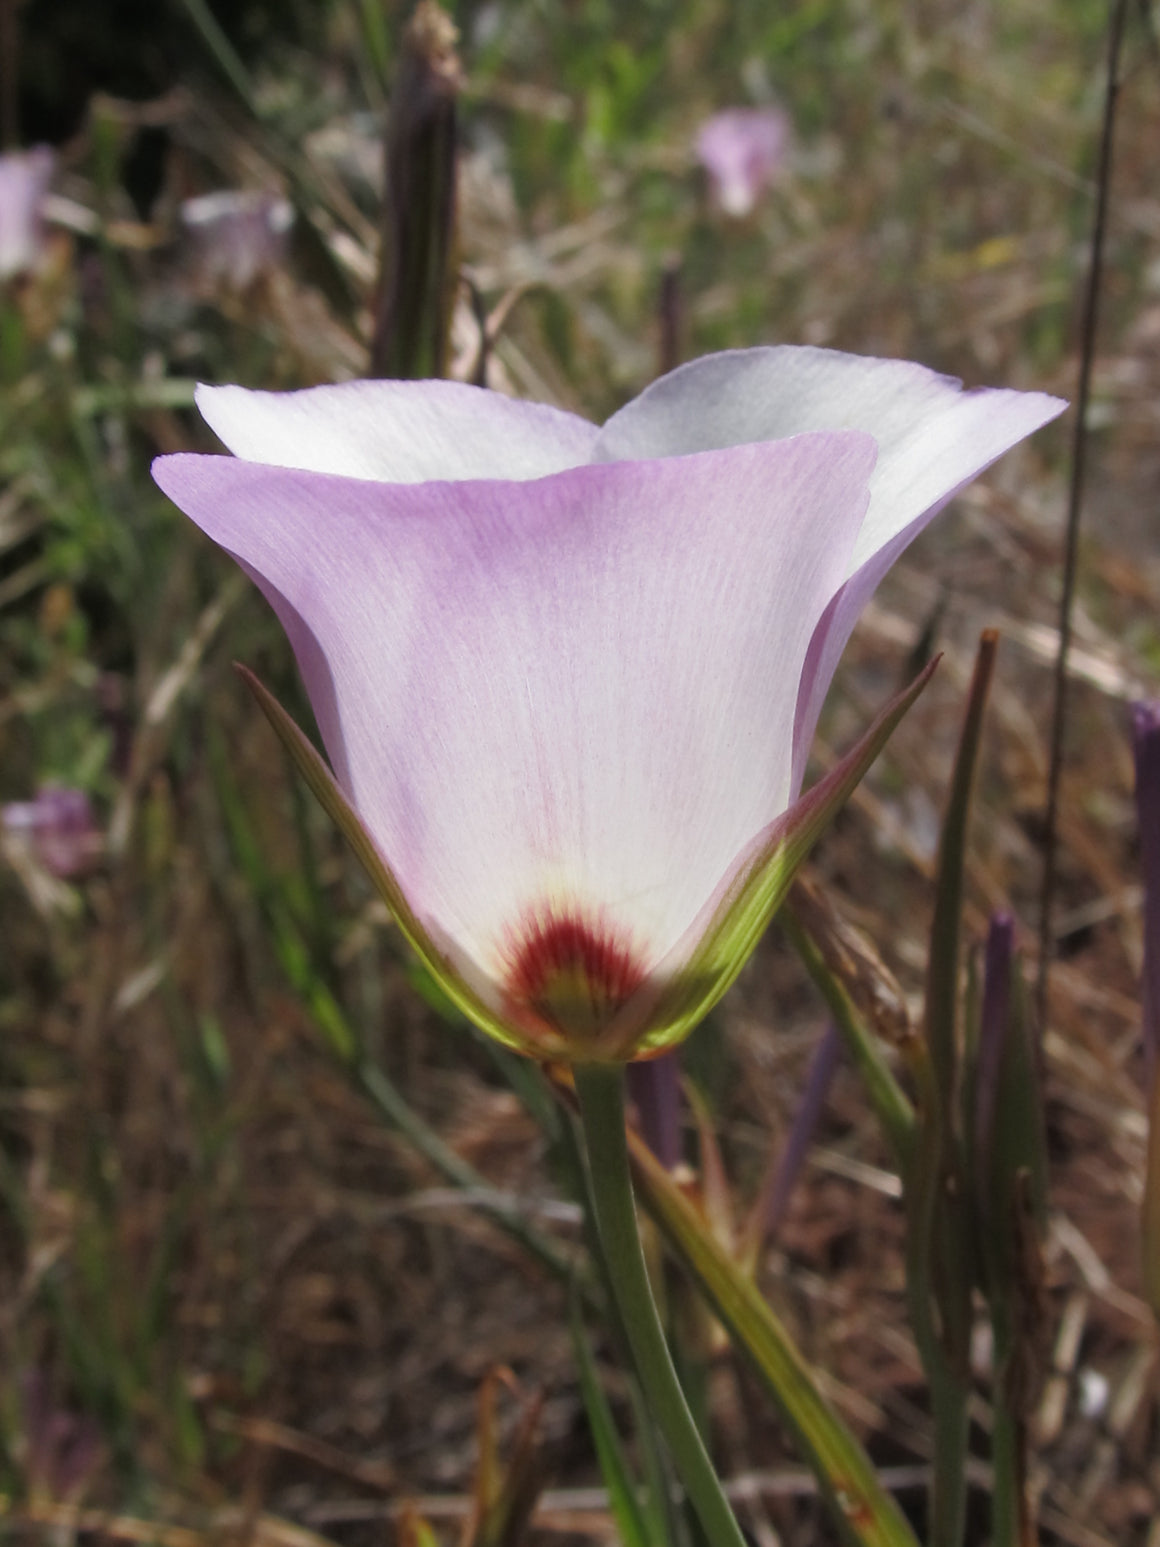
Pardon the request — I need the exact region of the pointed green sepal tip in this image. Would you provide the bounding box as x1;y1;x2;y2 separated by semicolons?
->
235;663;540;1060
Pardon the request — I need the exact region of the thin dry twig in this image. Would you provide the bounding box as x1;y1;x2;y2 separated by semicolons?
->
1038;0;1132;1026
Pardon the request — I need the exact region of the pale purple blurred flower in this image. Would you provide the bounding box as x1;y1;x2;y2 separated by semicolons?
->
0;146;55;281
20;1370;103;1503
696;108;789;218
1133;702;1160;1073
180;189;293;291
153;349;1062;1060
2;786;99;877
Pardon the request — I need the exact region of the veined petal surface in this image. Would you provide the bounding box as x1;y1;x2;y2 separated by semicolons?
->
197;378;599;483
594;346;1066;783
154;431;875;1051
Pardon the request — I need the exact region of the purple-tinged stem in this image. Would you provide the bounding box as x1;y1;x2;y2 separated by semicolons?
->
370;0;460;380
758;1022;841;1246
627;1051;682;1171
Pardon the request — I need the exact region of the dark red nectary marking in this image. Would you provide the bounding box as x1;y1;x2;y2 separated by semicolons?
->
505;910;647;1042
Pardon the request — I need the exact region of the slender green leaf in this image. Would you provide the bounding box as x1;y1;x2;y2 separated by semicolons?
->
925;630;997;1107
910;629;998;1547
624;1120;921;1547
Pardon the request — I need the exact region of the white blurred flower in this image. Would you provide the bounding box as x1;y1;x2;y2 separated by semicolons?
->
180;189;294;291
0;146;55;281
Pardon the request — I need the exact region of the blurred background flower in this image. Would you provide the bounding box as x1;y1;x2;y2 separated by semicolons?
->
179;188;294;293
18;1369;104;1507
2;785;100;878
696;106;789;217
0;145;54;280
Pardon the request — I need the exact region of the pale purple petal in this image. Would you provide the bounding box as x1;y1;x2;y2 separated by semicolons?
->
196;379;599;484
154;432;875;1021
594;346;1065;786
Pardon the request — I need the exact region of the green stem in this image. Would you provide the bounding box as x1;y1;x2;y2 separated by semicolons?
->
928;1369;970;1547
990;1399;1027;1547
574;1065;748;1547
903;1052;970;1547
989;1309;1031;1547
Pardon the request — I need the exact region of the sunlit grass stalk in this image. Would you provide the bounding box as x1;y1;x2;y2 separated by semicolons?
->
354;1055;580;1290
173;0;258;110
622;1112;922;1547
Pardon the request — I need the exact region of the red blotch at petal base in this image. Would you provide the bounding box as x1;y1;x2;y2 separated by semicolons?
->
504;908;648;1048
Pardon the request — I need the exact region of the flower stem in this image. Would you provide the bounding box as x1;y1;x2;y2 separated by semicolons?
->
574;1064;747;1547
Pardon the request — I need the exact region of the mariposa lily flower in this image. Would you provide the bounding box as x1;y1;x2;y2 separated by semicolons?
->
154;347;1063;1062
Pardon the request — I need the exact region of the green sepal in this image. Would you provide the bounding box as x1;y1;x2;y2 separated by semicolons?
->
241;656;936;1068
236;664;541;1058
627;656;939;1058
